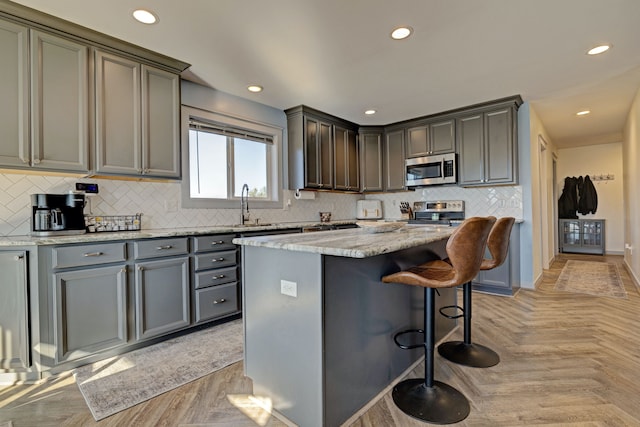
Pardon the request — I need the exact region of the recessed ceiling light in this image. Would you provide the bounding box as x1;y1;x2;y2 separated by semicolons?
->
133;9;158;24
390;26;412;40
247;85;263;93
587;44;611;55
364;109;377;115
576;110;591;116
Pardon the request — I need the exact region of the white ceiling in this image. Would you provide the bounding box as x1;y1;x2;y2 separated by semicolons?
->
12;0;640;148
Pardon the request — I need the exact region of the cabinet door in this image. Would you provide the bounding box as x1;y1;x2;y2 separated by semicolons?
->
142;65;180;178
304;116;320;188
581;220;604;253
384;129;405;191
0;19;29;168
30;30;89;172
135;257;190;340
0;251;29;369
334;125;358;191
406;125;429;157
457;114;484;186
360;132;384;192
95;50;142;175
485;108;515;184
429;119;455;154
53;265;128;364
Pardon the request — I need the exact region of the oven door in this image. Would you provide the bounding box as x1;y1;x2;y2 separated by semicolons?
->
405;154;456;186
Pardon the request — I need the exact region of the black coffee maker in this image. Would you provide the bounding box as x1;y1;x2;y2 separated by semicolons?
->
31;193;86;236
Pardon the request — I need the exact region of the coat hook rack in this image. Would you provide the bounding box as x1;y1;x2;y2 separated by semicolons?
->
591;174;614;182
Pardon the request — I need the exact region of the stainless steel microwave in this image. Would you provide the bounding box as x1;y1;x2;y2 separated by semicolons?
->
405;153;457;187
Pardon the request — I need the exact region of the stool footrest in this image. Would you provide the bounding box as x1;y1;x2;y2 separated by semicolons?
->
393;329;424;350
439;304;464;319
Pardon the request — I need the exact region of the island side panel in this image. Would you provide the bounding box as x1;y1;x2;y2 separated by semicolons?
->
322;239;455;427
242;245;324;427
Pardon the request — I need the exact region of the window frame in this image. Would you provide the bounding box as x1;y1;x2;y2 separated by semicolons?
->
181;106;283;209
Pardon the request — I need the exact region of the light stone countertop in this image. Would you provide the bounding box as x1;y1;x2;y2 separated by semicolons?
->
232;224;455;258
0;220;358;247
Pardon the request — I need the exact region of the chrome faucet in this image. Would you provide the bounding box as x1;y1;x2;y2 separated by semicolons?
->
240;183;250;225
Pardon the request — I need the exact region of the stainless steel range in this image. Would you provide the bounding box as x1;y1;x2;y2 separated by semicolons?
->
409;200;465;226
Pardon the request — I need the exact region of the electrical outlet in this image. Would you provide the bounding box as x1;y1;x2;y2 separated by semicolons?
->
280;280;297;297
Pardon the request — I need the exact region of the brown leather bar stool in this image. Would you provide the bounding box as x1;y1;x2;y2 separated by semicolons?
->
437;217;516;368
381;216;494;424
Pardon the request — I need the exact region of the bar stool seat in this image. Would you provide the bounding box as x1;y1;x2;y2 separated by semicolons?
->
436;217;516;368
382;216;494;424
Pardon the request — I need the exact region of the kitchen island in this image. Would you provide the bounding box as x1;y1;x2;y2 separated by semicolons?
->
233;224;457;427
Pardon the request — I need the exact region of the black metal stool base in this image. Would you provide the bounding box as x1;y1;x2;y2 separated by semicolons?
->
392;378;470;424
438;341;500;368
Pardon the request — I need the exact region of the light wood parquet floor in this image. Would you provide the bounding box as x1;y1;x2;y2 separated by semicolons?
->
1;254;639;426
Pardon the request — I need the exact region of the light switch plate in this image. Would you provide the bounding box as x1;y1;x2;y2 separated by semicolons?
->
280;280;297;297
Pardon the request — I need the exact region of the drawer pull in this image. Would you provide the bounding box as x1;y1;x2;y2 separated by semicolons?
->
14;254;25;261
213;298;227;304
211;240;225;245
156;245;173;250
212;274;226;280
83;252;103;257
211;257;225;262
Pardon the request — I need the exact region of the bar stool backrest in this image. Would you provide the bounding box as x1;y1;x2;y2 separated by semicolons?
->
446;216;495;286
480;217;516;271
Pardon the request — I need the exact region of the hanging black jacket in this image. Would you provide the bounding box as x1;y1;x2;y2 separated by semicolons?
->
558;177;579;219
578;175;598;215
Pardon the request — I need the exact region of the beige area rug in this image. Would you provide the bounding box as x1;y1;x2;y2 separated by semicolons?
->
554;260;627;299
73;318;243;421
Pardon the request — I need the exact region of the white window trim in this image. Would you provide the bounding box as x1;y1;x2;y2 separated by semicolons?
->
181;106;283;209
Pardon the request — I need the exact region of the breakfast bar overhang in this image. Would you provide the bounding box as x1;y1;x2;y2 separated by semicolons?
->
234;225;457;427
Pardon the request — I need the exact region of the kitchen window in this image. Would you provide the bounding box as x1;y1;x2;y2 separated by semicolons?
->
181;107;283;209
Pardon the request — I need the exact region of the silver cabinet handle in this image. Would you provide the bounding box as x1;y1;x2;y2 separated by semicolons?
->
213;298;226;304
83;252;103;257
211;257;225;262
138;266;144;271
156;245;173;250
14;254;25;261
211;240;225;245
212;274;226;280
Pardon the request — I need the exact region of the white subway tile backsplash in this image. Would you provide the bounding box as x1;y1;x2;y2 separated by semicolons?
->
0;173;362;236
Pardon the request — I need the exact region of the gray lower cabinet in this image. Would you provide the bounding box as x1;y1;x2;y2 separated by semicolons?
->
359;127;384;192
0;251;29;369
472;223;521;296
95;49;181;179
457;98;520;187
133;237;190;340
191;234;240;324
134;256;190;340
0;19;89;172
53;265;128;363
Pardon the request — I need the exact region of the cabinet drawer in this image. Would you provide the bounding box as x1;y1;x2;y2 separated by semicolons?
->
194;266;237;289
194;250;236;271
133;238;188;259
193;234;236;253
195;283;239;323
51;242;126;269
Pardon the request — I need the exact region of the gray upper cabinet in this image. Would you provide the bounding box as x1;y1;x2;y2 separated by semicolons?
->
95;50;180;179
334;125;359;191
286;105;358;191
457;98;520;187
0;19;29;168
30;30;89;172
406;118;455;158
384;128;406;191
359;127;384;192
0;20;89;172
0;251;29;369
